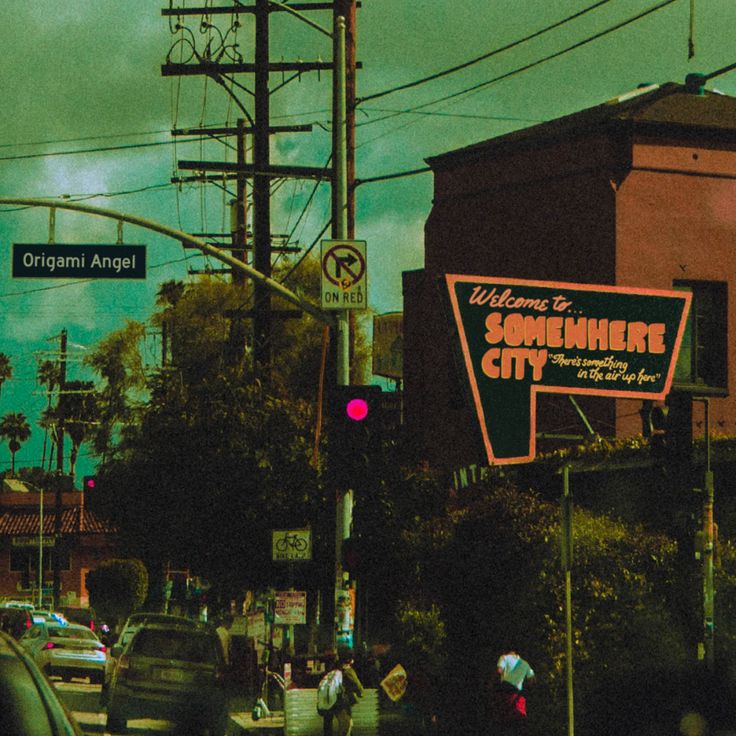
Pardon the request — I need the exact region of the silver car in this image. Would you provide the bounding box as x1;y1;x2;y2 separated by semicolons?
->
20;621;107;684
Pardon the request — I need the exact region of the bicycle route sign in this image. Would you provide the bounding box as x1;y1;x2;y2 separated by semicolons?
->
271;528;312;562
320;239;367;310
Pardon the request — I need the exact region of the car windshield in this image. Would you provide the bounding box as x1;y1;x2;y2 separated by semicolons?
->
130;630;217;663
48;626;96;641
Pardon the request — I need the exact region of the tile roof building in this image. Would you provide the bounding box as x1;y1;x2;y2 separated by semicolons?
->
0;479;118;606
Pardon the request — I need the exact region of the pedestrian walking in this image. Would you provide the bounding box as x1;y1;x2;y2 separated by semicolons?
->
332;647;364;736
215;613;233;666
491;647;535;735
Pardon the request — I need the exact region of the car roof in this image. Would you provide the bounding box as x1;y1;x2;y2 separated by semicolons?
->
124;612;200;628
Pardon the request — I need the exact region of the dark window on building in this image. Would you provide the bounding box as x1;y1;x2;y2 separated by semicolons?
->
673;281;727;393
9;548;71;590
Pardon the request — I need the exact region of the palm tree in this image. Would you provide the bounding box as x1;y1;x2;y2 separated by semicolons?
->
0;412;31;475
37;360;61;469
58;380;99;478
0;353;12;401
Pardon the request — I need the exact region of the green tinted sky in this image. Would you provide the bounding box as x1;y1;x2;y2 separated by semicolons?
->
0;0;734;474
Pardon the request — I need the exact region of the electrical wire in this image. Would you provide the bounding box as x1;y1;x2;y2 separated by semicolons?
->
0;137;220;163
356;0;681;131
358;0;616;104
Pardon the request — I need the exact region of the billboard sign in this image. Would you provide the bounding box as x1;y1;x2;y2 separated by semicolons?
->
445;275;691;465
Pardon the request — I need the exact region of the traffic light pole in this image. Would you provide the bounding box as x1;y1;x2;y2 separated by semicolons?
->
333;15;352;650
334;15;350;388
700;398;715;670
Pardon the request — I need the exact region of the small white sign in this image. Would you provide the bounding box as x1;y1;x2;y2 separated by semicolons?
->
274;591;307;625
272;529;312;561
321;239;367;310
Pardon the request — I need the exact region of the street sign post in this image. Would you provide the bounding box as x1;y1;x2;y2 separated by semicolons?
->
320;239;367;309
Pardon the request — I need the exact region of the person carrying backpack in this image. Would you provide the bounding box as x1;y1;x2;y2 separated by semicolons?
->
492;647;535;735
318;647;364;736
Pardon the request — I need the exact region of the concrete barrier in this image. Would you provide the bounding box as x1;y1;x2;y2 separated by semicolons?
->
284;688;379;736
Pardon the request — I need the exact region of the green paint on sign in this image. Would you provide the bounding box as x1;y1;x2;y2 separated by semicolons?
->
446;275;691;465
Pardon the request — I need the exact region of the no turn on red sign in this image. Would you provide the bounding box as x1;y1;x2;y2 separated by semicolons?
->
321;239;367;310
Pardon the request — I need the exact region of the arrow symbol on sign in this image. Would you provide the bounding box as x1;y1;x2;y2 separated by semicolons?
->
336;254;357;276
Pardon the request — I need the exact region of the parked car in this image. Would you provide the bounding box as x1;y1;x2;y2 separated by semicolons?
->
106;623;229;735
20;621;107;684
31;609;68;625
0;604;34;639
102;612;202;700
58;605;98;631
0;629;84;735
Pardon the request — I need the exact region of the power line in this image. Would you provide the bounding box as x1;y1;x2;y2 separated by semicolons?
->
357;0;680;129
0;136;226;163
358;0;616;104
0;130;173;151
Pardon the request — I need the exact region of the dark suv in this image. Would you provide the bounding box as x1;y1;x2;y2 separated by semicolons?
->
106;623;229;735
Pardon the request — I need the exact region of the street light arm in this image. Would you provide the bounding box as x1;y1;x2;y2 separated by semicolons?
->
0;197;335;327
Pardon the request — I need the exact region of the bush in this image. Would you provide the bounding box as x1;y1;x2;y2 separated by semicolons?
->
86;558;148;631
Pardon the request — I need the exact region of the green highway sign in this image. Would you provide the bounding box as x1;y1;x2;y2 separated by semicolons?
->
13;244;146;279
446;275;691;465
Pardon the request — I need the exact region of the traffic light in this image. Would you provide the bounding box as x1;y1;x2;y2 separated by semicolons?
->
327;385;383;489
82;475;96;492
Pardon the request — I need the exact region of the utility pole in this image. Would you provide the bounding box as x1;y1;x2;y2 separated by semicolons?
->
52;328;67;609
333;0;358;384
253;0;272;375
161;1;336;380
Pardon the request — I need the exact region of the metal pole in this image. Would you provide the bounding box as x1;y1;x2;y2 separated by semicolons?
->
53;328;67;609
702;398;715;670
254;0;272;376
38;487;43;608
334;14;349;387
562;465;575;736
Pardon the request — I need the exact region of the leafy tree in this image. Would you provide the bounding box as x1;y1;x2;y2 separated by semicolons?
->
0;412;31;475
392;476;705;735
0;353;12;401
86;558;148;632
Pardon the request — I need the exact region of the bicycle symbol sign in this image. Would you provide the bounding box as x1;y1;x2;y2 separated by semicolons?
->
321;239;367;310
272;528;312;561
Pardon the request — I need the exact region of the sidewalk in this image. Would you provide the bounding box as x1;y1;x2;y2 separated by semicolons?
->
230;709;284;733
228;692;284;734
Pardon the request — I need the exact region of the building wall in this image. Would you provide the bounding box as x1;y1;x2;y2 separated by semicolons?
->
614;138;736;438
0;536;114;606
407;125;736;473
407;135;622;472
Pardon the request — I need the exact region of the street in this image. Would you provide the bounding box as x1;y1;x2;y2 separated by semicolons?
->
55;678;249;736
